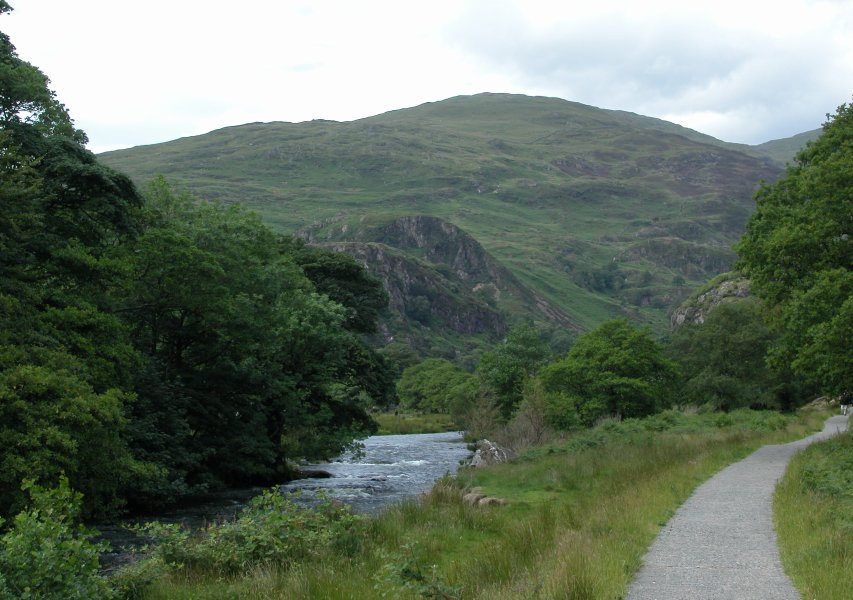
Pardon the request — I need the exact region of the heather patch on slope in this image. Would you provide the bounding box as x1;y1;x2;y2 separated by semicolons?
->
100;94;794;339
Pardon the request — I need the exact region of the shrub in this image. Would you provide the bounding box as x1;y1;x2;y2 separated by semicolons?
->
131;488;364;577
0;477;113;600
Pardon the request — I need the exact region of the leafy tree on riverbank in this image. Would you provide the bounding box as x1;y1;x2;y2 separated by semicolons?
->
540;318;677;425
1;1;146;516
397;358;477;414
0;3;392;516
477;324;551;418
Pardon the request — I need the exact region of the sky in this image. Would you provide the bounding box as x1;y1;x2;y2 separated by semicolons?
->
4;0;852;153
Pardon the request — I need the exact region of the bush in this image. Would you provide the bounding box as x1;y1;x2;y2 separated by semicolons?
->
0;477;113;600
131;488;364;577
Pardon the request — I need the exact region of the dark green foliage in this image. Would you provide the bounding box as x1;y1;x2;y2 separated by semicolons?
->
118;179;382;496
288;240;389;334
477;324;552;418
0;365;137;518
540;318;677;426
0;477;113;600
378;342;421;378
736;101;852;394
396;359;477;414
0;11;392;517
669;298;782;410
130;488;364;577
0;12;146;517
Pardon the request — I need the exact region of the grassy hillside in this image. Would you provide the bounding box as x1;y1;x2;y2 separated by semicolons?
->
100;93;808;349
752;129;820;165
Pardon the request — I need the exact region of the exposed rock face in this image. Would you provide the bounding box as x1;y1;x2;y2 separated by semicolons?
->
469;439;516;468
326;241;505;336
304;214;580;352
671;275;751;328
374;216;509;284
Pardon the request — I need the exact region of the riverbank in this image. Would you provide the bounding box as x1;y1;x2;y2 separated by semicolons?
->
371;412;459;435
119;408;831;599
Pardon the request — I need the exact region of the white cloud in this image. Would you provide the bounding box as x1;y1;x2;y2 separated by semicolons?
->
3;0;851;150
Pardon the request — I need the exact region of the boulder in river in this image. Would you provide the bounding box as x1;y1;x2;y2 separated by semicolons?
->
295;468;334;479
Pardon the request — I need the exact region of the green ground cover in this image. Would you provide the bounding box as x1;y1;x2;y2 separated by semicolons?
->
100;94;788;337
127;409;828;599
372;413;459;435
775;424;853;600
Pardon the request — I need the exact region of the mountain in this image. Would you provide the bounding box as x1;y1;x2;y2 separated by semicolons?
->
99;93;811;357
750;129;820;165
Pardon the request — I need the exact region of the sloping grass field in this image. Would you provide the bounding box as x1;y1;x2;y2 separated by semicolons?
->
100;94;790;335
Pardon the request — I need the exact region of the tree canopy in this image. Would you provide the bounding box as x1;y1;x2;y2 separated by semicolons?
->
0;10;393;516
669;298;783;410
736;101;852;394
396;358;476;414
477;324;551;418
540;319;677;425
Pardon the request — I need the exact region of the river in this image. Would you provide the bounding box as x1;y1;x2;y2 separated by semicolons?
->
98;431;470;566
280;431;471;514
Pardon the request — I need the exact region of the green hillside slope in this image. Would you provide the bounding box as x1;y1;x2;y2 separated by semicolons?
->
99;93;808;354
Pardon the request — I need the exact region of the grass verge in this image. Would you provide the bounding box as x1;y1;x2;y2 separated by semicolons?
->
127;409;829;599
775;425;852;600
372;412;459;435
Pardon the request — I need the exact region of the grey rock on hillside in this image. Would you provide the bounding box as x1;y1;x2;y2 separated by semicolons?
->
671;274;751;328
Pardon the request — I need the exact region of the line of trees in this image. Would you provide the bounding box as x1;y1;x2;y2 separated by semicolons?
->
396;99;851;432
2;0;849;523
0;3;394;519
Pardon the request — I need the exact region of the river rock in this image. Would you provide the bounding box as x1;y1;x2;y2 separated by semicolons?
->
462;488;485;506
477;497;509;507
470;439;516;468
295;468;334;479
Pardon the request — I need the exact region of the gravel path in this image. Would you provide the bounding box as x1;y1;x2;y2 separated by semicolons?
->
626;414;849;600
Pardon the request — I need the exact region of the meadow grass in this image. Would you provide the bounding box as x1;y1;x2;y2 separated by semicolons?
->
134;409;828;599
775;427;853;600
372;412;459;435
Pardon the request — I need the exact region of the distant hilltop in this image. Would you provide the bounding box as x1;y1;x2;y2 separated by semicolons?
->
99;93;819;358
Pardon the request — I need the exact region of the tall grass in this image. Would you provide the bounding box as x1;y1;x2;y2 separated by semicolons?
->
131;409;828;599
775;428;853;600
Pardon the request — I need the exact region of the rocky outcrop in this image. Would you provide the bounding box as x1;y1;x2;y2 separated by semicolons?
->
671;274;751;328
374;216;505;284
326;242;506;337
305;215;580;352
469;439;516;468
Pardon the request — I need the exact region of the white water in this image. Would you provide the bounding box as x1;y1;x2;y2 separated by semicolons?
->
280;431;471;514
99;431;470;566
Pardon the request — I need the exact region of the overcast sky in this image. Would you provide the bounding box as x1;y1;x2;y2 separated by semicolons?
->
4;0;852;153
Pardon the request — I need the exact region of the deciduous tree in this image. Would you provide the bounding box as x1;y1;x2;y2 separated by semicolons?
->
736;101;852;394
540;318;676;425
